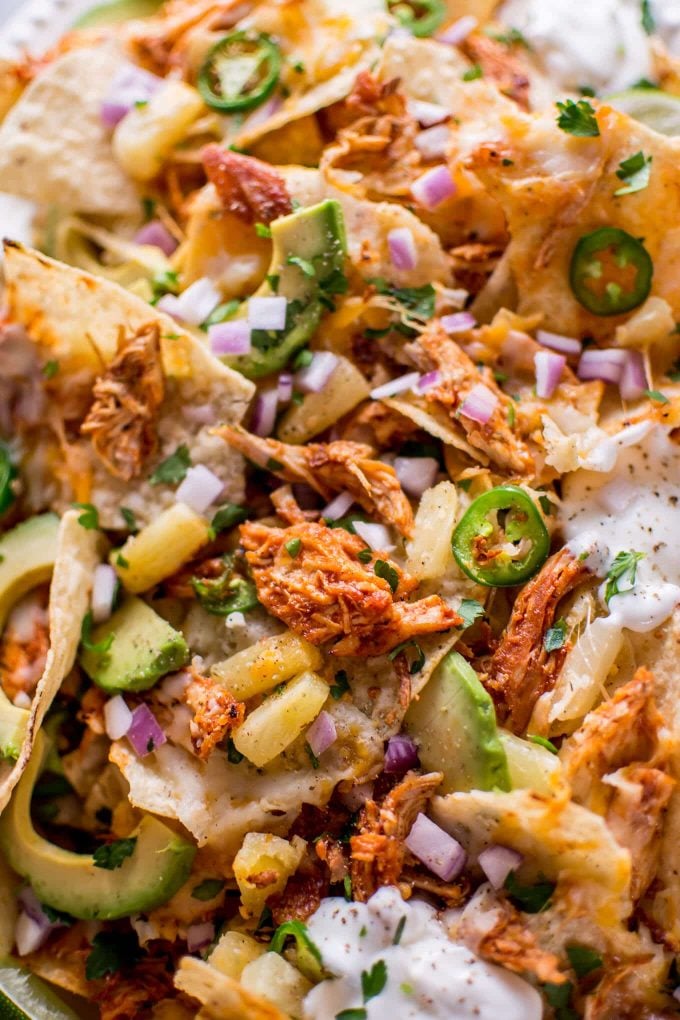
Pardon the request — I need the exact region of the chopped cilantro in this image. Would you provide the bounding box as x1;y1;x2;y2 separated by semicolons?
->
556;99;600;137
579;84;596;97
120;507;138;533
388;639;425;674
149;444;191;485
293;348;313;370
151;269;180;301
336;1011;367;1020
141;196;156;221
72;502;99;530
330;669;351;700
543;980;576;1019
362;960;388;1002
344;874;353;901
255;222;272;238
641;0;655;34
400;982;414;995
357;548;372;563
305;742;320;769
285;538;302;557
544;618;568;652
528;734;559;754
644;388;669;403
393;916;407;945
42;359;59;379
85;931;140;980
507;403;516;427
212;503;248;533
462;64;483;81
266;457;284;471
202;299;240;329
292;59;305;73
266;273;280;292
604;550;644;604
457;598;485;630
538;494;557;516
374;559;399;594
115;553;129;569
614;151;652;196
287;254;316;277
191;878;226;901
227;738;244;764
566;943;603;978
368;278;435;332
80;612;114;655
92;837;137;870
504;872;555;913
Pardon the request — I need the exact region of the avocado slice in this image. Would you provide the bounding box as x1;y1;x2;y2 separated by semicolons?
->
73;0;163;28
0;733;196;920
0;690;28;763
0;515;59;633
79;596;189;694
225;199;347;379
404;651;511;793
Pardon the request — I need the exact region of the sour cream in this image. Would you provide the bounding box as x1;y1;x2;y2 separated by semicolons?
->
561;425;680;633
303;886;541;1020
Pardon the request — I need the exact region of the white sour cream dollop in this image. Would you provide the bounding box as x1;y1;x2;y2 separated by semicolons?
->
562;425;680;633
302;886;542;1020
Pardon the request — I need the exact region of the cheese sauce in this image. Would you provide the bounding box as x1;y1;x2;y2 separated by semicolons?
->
303;886;541;1020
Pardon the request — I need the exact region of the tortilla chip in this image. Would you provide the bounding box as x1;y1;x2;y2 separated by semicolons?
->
0;44;140;217
175;957;289;1020
384;395;486;462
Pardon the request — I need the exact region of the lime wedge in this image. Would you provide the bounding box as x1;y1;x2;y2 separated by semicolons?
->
73;0;163;29
0;960;81;1020
607;88;680;136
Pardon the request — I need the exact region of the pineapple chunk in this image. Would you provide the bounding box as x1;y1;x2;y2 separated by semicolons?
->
208;931;265;980
241;952;312;1016
112;503;210;594
233;833;305;919
277;356;370;443
232;671;329;767
113;80;205;181
499;731;563;795
211;632;323;700
406;481;458;580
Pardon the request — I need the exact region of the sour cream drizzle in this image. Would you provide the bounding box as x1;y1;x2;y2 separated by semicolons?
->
303;886;541;1020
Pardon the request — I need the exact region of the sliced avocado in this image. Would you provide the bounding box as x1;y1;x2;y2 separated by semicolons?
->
79;596;189;694
73;0;163;28
225;199;347;379
404;650;510;793
0;515;59;633
0;733;196;920
0;690;28;763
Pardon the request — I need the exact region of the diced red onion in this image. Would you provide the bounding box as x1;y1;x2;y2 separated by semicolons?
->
15;912;50;956
133;220;178;257
619;349;649;400
408;99;449;127
415;370;441;394
384;733;419;774
437;14;477;45
534;350;566;400
441;311;476;334
459;383;498;424
100;62;162;127
277;372;294;403
322;490;354;520
158;277;222;327
251;388;278;438
478;845;523;890
18;887;52;927
388;227;417;271
370;372;421;400
353;521;395;553
13;692;31;709
91;564;118;624
127;703;167;758
414;124;450;161
209;320;251;356
187;921;215;954
104;695;133;741
535;329;582;357
295;351;339;394
248;295;287;331
306;710;337;757
405;813;467;881
577;347;628;384
183;403;216;426
394;456;439;497
411;165;456;209
176;464;224;514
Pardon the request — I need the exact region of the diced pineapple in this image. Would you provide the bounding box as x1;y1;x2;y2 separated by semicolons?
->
211;632;323;700
406;481;458;580
233;833;305;919
499;731;563;795
113;80;205;181
231;671;329;767
277;356;370;443
208;931;265;980
112;502;210;594
241;952;312;1017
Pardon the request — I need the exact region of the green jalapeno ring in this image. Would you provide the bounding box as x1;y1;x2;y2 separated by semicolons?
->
388;0;446;37
0;445;16;517
198;31;282;113
569;226;653;316
451;484;550;587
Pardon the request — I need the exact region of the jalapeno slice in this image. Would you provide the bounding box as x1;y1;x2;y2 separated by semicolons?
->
569;227;653;316
388;0;446;37
452;485;550;587
198;31;281;113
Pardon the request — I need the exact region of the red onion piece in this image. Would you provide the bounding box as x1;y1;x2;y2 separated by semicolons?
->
411;165;457;209
133;220;178;257
394;456;439;496
459;383;498;424
437;14;478;45
408;99;449;127
209;320;251;356
577;347;628;384
414;124;450;161
295;351;339;394
388;227;417;271
251;388;279;438
535;329;582;357
278;372;294;403
415;370;441;393
619;349;649;400
100;63;162;127
91;564;118;624
187;921;215;954
159;277;222;327
370;372;421;400
478;845;523;890
384;734;419;774
127;703;167;758
405;813;467;881
15;912;50;956
322;490;354;520
441;311;476;334
104;695;133;741
353;521;395;552
18;887;53;927
306;710;337;757
183;403;216;426
248;295;287;331
176;464;224;514
534;350;566;400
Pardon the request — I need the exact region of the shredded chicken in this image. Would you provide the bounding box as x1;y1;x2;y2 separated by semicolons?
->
240;520;460;656
185;669;245;760
80;323;164;481
350;771;443;902
0;592;49;702
461;33;531;109
486;548;589;732
269;485;311;526
400;868;468;907
449;241;505;295
269;865;329;925
340;399;419;449
584;957;673;1020
202;146;292;224
477;903;566;984
219;425;415;536
92;944;180;1020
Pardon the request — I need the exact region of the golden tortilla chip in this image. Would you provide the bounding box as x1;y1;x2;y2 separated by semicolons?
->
175;957;289;1020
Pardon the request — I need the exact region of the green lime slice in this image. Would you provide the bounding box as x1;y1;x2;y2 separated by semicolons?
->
607;88;680;136
73;0;163;29
0;960;82;1020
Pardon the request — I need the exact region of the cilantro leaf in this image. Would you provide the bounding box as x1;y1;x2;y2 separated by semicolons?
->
42;359;59;379
566;943;603;978
80;612;114;655
151;269;180;301
92;837;137;870
149;444;191;485
544;618;567;652
504;872;555;913
191;878;225;901
336;1011;367;1020
556;99;600;137
528;733;559;754
543;980;577;1019
374;559;399;594
644;388;669;404
614;151;652;196
388;639;425;674
330;669;351;700
393;916;407;945
85;931;140;980
641;0;655;34
120;507;138;533
212;503;248;533
462;64;483;81
72;502;99;530
287;254;316;277
255;222;272;238
457;598;485;629
604;550;644;604
305;742;320;769
367;278;435;333
362;959;387;1002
